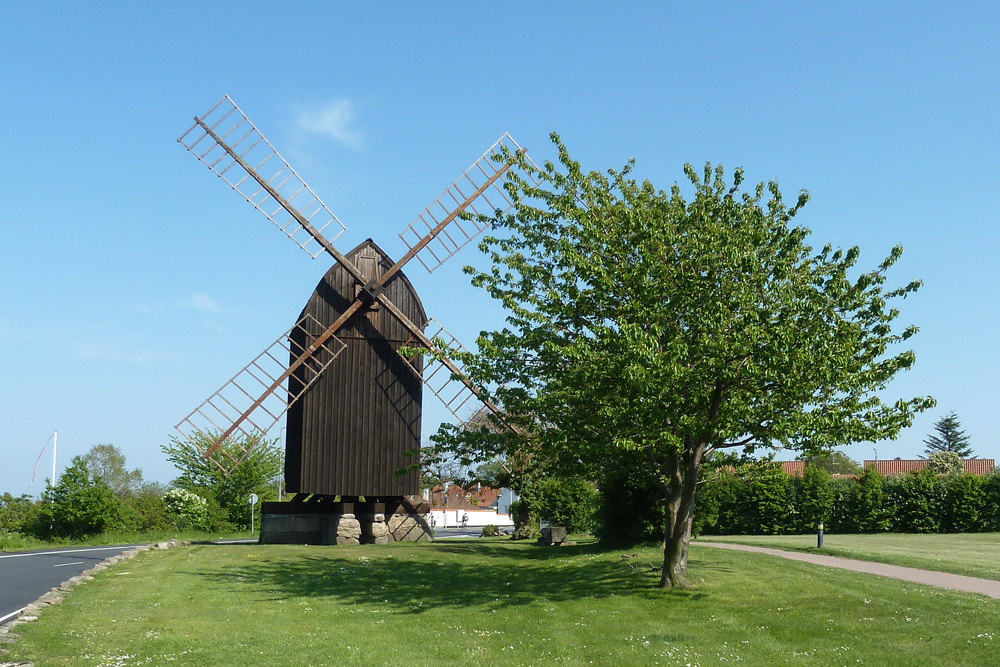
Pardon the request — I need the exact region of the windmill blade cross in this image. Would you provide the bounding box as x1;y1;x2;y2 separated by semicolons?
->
177;99;536;470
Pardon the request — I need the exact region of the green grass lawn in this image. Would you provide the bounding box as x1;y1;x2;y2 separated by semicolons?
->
4;539;999;666
695;533;1000;581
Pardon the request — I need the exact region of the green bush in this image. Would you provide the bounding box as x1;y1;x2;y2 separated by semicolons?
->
163;488;209;530
828;477;857;533
534;476;599;533
120;490;173;532
740;462;791;535
797;465;834;531
481;524;499;537
0;493;39;534
943;473;985;533
35;457;123;538
887;470;943;533
848;467;890;533
594;456;665;546
983;473;1000;532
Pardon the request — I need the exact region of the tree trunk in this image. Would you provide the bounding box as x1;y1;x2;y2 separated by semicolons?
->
659;443;704;588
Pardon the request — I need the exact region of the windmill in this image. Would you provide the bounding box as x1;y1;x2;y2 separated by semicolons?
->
175;96;535;544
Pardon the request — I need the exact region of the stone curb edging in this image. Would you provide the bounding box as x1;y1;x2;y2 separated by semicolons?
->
0;539;190;666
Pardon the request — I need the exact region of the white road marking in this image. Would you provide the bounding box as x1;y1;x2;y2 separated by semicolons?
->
53;561;85;567
0;607;26;624
0;545;141;560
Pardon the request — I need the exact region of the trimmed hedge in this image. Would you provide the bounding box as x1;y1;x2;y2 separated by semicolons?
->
696;461;1000;535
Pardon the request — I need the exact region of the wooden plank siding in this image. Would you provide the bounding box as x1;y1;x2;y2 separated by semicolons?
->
285;239;427;497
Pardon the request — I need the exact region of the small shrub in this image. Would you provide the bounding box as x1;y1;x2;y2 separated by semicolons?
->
481;524;499;537
164;488;210;531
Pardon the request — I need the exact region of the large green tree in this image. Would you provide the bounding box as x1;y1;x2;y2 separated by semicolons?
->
434;136;933;587
83;443;144;497
923;412;973;458
162;432;282;530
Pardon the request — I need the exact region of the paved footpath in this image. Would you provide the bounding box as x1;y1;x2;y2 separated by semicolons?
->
697;541;1000;599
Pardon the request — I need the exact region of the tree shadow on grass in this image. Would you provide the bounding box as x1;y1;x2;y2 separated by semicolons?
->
187;541;713;614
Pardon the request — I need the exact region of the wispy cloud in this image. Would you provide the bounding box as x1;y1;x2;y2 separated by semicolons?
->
296;100;364;151
180;293;220;313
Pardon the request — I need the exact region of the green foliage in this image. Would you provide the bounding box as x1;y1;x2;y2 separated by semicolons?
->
36;456;123;537
797;451;862;475
481;524;499;537
887;470;943;533
82;443;144;497
161;432;282;530
983;473;1000;532
924;412;973;458
0;492;39;535
533;476;599;533
741;463;792;535
828;477;857;533
849;467;890;533
119;488;173;532
943;473;984;533
163;488;211;531
798;464;834;530
431;137;932;585
927;451;963;475
505;499;539;539
594;454;666;546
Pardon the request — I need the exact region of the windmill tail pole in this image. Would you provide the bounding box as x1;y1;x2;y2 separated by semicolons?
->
29;431;56;490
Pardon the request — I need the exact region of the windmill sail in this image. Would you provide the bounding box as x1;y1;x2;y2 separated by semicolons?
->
178;96;346;259
175;314;346;472
398;133;540;273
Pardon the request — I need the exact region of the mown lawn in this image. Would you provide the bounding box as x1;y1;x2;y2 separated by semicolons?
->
695;533;1000;581
0;530;255;553
4;538;999;666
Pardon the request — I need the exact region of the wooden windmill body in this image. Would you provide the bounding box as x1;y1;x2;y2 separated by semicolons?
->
285;239;425;499
175;96;535;544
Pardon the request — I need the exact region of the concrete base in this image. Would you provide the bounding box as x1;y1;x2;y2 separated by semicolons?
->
259;512;362;545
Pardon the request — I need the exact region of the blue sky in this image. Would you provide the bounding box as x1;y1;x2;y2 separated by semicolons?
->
2;2;998;493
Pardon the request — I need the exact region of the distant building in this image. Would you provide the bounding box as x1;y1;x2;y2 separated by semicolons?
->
863;458;995;477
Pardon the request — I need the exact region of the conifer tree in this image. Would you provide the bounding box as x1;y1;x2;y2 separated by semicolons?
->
924;412;973;458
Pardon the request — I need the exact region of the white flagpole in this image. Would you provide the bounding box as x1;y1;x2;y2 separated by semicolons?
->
51;431;57;487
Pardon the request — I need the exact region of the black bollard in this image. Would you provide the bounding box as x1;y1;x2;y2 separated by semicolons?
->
817;521;824;549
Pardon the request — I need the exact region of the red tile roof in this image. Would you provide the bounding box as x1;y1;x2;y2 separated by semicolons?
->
781;461;806;478
863;459;995;477
428;484;503;510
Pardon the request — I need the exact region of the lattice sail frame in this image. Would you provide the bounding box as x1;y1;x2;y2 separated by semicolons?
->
400;318;479;422
175;314;347;472
399;133;540;273
178;96;346;259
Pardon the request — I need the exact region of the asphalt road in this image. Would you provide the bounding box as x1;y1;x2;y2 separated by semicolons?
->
0;544;142;625
433;527;487;539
